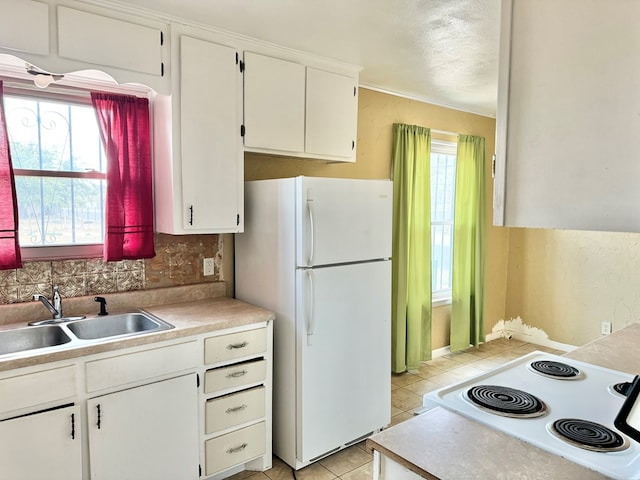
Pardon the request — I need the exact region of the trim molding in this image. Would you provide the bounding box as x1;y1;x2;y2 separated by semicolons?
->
485;330;576;352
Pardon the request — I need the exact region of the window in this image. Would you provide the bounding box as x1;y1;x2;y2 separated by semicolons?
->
431;140;456;303
4;87;106;259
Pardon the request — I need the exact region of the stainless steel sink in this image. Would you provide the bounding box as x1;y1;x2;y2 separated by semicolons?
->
0;325;72;356
65;312;173;340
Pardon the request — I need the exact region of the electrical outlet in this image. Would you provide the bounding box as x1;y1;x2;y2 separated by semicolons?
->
601;321;612;335
203;258;215;276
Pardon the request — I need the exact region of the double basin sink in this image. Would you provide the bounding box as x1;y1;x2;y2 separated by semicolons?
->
0;312;174;357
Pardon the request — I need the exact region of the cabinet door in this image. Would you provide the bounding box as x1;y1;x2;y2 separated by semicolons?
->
57;6;163;76
0;405;82;480
180;35;242;232
243;52;306;152
305;68;357;160
87;374;199;480
495;0;640;232
0;0;49;55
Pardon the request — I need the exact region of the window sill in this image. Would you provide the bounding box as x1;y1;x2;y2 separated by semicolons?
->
21;244;103;261
432;297;452;308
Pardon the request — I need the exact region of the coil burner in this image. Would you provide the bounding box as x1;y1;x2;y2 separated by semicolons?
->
529;360;582;380
465;385;547;418
550;418;629;452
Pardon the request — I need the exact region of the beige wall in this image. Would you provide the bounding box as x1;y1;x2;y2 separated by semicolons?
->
505;228;640;346
244;87;506;350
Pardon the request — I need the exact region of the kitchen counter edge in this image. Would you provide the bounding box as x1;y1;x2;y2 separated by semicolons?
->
365;324;640;480
0;296;275;372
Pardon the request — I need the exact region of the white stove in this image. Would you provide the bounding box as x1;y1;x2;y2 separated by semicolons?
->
422;351;639;479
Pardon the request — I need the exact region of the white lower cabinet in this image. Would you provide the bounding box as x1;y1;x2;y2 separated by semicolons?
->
201;324;273;478
374;451;423;480
0;404;82;480
87;374;199;480
0;319;272;480
205;386;265;434
205;422;267;476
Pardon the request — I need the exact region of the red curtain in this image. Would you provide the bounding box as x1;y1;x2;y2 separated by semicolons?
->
0;81;22;270
91;92;155;261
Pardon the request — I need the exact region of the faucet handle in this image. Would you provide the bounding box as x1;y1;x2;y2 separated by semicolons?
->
94;296;108;316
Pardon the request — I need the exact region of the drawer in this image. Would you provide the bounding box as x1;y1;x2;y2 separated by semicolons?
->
85;341;197;392
0;366;75;415
205;421;266;476
204;359;267;394
204;328;267;365
205;386;265;434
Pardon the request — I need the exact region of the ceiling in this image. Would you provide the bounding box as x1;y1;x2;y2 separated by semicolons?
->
119;0;501;117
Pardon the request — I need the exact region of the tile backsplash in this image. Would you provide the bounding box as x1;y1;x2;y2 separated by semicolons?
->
0;233;223;305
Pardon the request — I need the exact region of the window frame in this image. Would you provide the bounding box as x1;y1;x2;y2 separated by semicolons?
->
4;83;106;261
430;139;457;306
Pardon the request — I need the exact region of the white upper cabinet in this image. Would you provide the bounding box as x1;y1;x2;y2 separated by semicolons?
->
0;1;169;94
57;6;163;77
494;0;640;232
0;0;49;56
154;32;243;234
243;51;359;162
243;52;306;152
179;35;242;232
305;67;357;159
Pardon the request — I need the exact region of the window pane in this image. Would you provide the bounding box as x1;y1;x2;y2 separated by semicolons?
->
5;96;105;173
15;176;105;246
431;152;456;223
432;223;453;291
431;145;456;295
5;92;107;250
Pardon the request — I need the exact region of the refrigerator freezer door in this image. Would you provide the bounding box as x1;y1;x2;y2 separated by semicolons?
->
296;260;391;463
296;177;392;267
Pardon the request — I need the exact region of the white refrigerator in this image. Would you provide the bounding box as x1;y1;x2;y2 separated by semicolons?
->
235;176;392;469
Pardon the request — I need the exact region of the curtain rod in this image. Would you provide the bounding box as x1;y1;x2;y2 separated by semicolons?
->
431;128;458;137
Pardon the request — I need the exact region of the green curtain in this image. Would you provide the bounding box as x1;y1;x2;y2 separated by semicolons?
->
451;134;487;352
391;123;432;373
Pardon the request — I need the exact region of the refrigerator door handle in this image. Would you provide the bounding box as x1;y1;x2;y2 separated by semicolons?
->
306;269;315;346
307;197;315;265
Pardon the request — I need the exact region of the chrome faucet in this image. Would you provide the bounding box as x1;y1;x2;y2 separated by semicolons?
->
33;286;62;319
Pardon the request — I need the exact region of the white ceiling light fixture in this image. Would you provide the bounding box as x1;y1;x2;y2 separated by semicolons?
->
25;64;64;88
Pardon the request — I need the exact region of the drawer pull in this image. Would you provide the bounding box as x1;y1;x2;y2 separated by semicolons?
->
226;370;248;379
226;404;248;414
227;341;248;350
226;443;248;454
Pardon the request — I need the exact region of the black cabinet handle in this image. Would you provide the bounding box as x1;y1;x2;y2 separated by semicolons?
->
188;205;194;225
71;413;75;439
97;404;102;429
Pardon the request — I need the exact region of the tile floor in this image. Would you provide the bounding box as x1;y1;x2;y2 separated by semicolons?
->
228;338;566;480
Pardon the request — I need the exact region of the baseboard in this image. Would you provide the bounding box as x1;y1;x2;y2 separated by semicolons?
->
485;329;575;352
429;326;576;363
431;345;451;358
